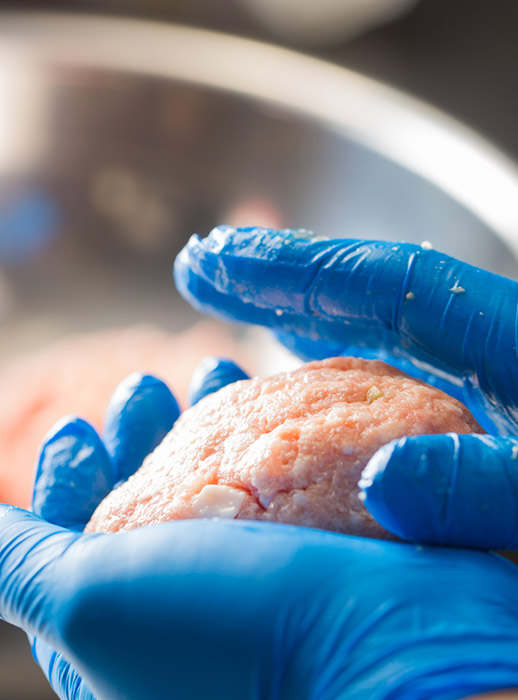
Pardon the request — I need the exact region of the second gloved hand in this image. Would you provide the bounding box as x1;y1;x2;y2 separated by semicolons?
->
174;226;518;549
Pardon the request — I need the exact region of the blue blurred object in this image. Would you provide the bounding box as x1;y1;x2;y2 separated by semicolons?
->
0;190;59;265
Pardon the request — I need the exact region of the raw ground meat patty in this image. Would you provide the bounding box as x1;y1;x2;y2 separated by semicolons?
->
87;356;483;538
0;321;245;507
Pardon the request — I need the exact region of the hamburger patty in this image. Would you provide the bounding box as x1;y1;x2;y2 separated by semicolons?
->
87;356;483;538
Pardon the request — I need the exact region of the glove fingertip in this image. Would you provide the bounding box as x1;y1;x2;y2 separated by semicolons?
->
359;434;463;545
33;416;113;529
358;439;412;540
104;372;180;483
104;372;180;422
188;356;249;406
39;414;93;445
360;433;518;550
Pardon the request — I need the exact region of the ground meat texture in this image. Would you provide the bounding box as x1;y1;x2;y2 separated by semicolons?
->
86;356;484;538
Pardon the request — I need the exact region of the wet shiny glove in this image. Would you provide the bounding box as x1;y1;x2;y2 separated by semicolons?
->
174;226;518;550
1;369;518;700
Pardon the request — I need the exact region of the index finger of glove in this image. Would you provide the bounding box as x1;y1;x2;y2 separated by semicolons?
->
103;373;180;484
32;416;114;531
174;227;518;432
0;506;77;640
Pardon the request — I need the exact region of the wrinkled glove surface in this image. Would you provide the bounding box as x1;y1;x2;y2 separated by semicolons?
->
175;227;518;549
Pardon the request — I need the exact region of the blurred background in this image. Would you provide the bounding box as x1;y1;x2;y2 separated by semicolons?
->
0;0;517;156
0;1;517;697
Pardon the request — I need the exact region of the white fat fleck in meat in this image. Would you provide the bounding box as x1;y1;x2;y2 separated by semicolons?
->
190;484;246;518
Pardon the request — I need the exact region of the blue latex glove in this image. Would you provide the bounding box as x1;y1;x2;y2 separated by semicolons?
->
174;226;518;550
2;366;518;699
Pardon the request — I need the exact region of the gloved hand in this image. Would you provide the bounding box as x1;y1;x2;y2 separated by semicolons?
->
174;226;518;550
2;369;518;700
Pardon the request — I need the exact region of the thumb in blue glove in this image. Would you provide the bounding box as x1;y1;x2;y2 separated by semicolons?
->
358;433;518;550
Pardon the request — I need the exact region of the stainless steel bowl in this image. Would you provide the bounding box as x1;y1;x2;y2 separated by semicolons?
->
1;14;518;358
1;13;518;697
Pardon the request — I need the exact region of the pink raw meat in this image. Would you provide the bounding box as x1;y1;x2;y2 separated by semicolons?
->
0;322;245;507
87;356;483;538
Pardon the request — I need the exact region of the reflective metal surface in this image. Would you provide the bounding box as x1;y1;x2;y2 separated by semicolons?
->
0;13;518;698
0;15;517;360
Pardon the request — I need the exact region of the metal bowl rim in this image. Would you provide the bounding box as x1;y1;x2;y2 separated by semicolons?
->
0;11;517;254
